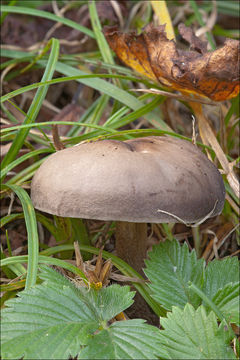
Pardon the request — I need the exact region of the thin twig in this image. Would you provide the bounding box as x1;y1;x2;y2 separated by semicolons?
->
52;125;65;150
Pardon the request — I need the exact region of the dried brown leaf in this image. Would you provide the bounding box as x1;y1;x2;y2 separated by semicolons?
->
104;23;239;101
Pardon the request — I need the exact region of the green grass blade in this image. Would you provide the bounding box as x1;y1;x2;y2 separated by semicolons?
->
0;102;19;124
53;62;153;112
67;96;102;136
84;94;109;133
0;49;170;130
88;1;114;65
46;62;170;131
0;74;141;103
1;38;59;172
1;249;26;278
215;0;240;16
1;148;53;180
0;255;87;281
88;0;122;93
3;185;39;289
0;212;67;245
0;0;17;25
1;213;23;228
0;120;116;134
0;55;34;71
6;159;47;186
0;5;95;38
111;95;165;128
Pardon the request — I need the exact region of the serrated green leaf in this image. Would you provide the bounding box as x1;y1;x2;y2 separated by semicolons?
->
202;257;240;325
39;265;78;288
79;319;163;360
89;284;135;321
39;265;135;321
144;240;205;309
203;257;239;298
1;267;134;360
212;282;240;326
159;304;236;359
145;240;239;325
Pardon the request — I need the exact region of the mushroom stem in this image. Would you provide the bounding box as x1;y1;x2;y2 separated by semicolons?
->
192;225;201;258
115;221;147;275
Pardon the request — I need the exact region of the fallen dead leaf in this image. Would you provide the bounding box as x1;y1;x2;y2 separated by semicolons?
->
104;23;239;101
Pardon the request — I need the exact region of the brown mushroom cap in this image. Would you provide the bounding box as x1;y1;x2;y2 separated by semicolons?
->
31;136;225;223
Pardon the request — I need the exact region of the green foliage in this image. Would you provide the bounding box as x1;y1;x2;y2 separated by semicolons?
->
79;320;162;359
2;185;39;289
1;1;239;359
1;266;162;360
1;264;237;360
144;240;205;309
145;240;239;325
1;245;166;318
159;304;236;359
203;257;239;297
1;38;59;171
212;283;240;325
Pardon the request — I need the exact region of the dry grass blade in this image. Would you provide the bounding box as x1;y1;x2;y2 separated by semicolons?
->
190;102;239;198
109;272;145;284
99;258;112;285
94;248;103;279
195;0;217;38
110;0;124;29
151;0;176;41
207;223;239;262
74;241;84;270
225;193;239;214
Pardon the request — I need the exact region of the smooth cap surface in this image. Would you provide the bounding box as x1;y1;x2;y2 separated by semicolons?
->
31;136;225;223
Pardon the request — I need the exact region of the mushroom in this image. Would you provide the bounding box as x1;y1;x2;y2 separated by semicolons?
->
31;136;225;274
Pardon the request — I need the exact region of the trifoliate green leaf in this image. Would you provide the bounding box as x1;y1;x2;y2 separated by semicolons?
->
79;319;164;359
144;240;204;309
1;267;135;360
159;304;236;359
39;265;135;322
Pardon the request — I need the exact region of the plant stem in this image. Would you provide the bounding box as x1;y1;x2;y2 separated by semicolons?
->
188;281;224;321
